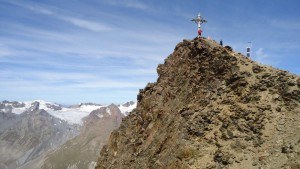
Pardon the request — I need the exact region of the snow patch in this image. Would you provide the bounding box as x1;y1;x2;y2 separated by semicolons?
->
11;102;31;114
46;106;104;125
30;100;104;124
106;107;111;115
118;102;137;115
97;114;104;118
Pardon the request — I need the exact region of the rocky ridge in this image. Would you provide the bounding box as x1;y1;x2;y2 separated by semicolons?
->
96;38;300;169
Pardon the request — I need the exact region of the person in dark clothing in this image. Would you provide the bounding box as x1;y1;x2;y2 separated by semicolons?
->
220;40;223;46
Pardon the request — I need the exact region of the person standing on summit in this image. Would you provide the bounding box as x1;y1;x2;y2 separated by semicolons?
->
198;29;203;37
191;13;207;37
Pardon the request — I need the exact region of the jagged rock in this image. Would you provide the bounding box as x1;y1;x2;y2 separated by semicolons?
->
252;65;263;73
282;144;294;154
224;45;233;51
137;89;143;102
214;150;234;165
122;101;135;107
46;103;62;110
95;38;300;169
29;101;40;111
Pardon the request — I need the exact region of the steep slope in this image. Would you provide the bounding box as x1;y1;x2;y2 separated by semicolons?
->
0;110;20;133
0;104;80;169
96;38;300;169
39;104;124;169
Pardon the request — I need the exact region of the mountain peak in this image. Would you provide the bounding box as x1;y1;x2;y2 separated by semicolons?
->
96;38;300;169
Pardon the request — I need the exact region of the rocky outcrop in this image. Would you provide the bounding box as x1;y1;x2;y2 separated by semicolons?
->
95;38;300;169
122;101;135;107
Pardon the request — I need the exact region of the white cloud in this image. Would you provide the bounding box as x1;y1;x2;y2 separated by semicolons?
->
0;21;177;64
270;19;300;30
0;70;149;89
8;1;113;32
25;5;54;15
0;77;145;90
255;48;268;59
62;17;112;32
69;80;145;89
6;1;54;15
254;48;278;66
104;0;147;9
0;46;13;57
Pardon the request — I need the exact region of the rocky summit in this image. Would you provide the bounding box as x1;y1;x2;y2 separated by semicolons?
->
95;38;300;169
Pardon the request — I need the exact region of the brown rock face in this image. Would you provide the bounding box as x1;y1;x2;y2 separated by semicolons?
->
95;38;300;169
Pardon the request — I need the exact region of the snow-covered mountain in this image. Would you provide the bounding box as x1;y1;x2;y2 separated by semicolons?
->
0;100;136;169
0;100;136;125
39;104;125;169
0;105;80;169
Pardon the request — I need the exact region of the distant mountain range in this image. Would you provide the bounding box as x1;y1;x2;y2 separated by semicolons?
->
0;100;136;169
0;100;136;125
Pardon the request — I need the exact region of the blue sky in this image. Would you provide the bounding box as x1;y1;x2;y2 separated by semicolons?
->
0;0;299;104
